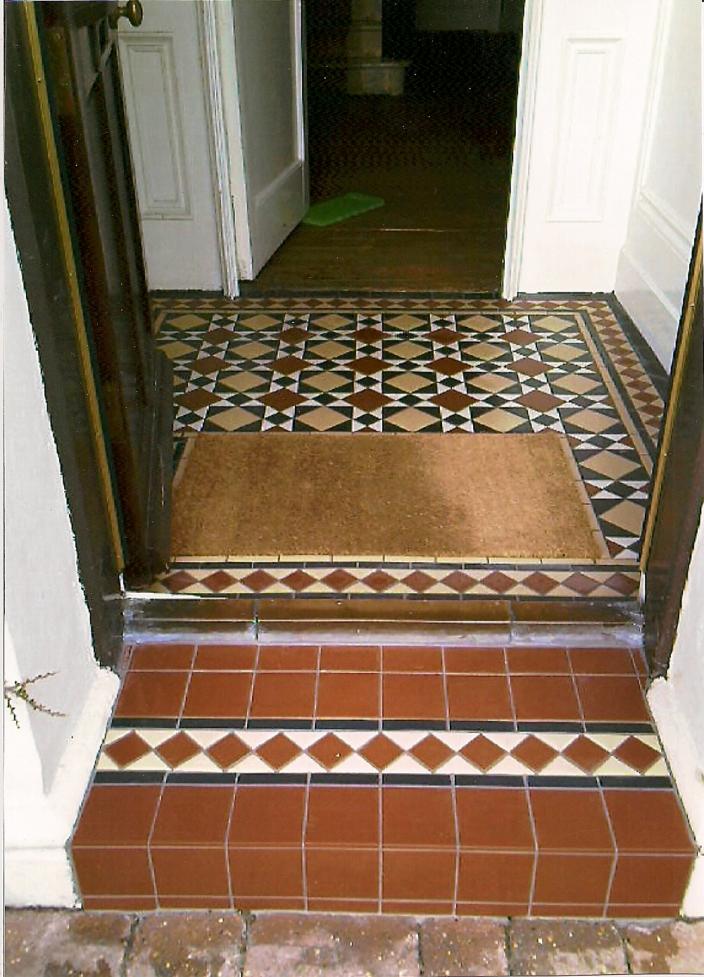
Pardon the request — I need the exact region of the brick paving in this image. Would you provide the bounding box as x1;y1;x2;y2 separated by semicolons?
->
5;911;704;976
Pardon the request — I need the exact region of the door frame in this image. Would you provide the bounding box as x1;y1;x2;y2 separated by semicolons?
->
204;0;539;295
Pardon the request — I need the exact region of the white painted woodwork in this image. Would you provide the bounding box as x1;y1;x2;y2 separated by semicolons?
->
232;0;308;278
117;1;223;290
616;0;702;369
516;0;660;293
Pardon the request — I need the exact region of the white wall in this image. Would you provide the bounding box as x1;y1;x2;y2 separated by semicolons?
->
4;199;119;906
515;0;660;293
615;0;702;370
648;506;704;916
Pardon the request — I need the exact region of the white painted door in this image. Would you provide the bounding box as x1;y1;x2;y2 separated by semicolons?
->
616;0;702;370
513;0;660;294
117;1;223;290
232;0;308;278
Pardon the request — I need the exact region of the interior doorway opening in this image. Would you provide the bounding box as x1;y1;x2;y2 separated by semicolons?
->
252;0;525;293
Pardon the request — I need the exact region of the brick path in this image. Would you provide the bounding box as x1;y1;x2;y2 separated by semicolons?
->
5;911;704;976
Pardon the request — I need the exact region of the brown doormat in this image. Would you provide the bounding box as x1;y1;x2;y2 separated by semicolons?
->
171;432;607;561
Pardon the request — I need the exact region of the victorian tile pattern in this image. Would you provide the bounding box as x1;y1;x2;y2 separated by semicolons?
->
146;295;666;600
73;640;695;915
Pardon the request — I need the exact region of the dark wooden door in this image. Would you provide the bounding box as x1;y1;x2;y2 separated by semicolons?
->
38;1;172;583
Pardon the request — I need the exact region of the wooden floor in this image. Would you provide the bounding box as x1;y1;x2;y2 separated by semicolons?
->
253;93;514;293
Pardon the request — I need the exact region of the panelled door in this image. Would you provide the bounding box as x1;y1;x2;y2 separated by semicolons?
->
38;0;173;582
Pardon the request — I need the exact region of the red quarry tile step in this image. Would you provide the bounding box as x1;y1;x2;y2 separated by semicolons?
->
73;640;696;915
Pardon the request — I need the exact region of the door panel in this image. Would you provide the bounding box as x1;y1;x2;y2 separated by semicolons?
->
39;0;172;582
117;0;224;290
233;0;308;277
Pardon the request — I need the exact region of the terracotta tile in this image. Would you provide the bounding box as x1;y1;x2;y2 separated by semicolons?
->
530;790;614;852
576;676;650;723
456;901;529;916
130;643;195;670
228;786;305;847
158;896;231;909
317;672;379;718
82;896;157;911
507;648;569;673
631;648;649;676
455;787;533;850
207;733;251;769
103;731;151;768
607;902;682;919
306;787;379;848
612;736;662;773
360;733;404;770
446;675;513;720
308;898;379;912
306;849;379;899
155;731;201;768
457;852;534;903
194;645;257;670
383;788;455;848
569;647;636;675
237;896;305;911
382;674;446;720
383;646;443;673
182;672;252;719
510;676;581;721
250;672;316;718
320;645;380;671
114;671;188;718
604;790;694;852
531;904;604;917
307;732;353;769
382;850;456;901
410;734;454;771
608;854;694;906
459;734;507;771
383;900;454;915
72;848;153;897
151;848;230;897
230;848;304;898
73;786;160;846
562;735;611;773
257;732;301;770
152;786;233;846
511;735;559;772
443;648;506;674
533;853;613;904
257;645;318;670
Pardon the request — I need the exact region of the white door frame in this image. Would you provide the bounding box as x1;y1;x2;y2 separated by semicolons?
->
502;0;544;299
202;0;542;298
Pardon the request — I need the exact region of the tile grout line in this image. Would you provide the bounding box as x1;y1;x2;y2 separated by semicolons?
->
301;772;311;912
503;646;518;728
377;770;383;913
243;644;261;728
566;646;588;728
175;644;199;728
223;779;238;912
524;779;540;917
450;769;461;917
440;645;451;731
599;786;619;919
311;645;322;728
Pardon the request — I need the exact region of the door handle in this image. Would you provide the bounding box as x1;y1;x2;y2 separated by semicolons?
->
108;0;143;29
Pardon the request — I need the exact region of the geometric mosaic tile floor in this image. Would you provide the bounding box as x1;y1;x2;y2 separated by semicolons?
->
73;639;695;915
145;295;667;601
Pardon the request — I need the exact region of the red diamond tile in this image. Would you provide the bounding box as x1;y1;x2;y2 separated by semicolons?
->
441;571;477;593
281;570;317;592
431;390;474;411
363;570;397;593
273;355;308;375
613;736;661;773
104;731;151;768
402;571;437;593
321;568;358;591
257;733;301;770
241;570;278;593
192;355;225;375
280;327;308;343
156;732;201;768
523;572;560;596
430;356;464;376
260;389;306;411
162;571;197;593
307;733;353;769
482;571;517;595
510;735;559;772
563;573;601;596
201;571;235;593
503;328;537;346
512;357;549;377
206;733;250;769
353;356;386;375
410;735;454;771
355;326;383;342
360;734;403;770
562;735;611;774
427;327;461;343
518;390;562;412
345;389;392;411
460;735;506;771
603;573;639;596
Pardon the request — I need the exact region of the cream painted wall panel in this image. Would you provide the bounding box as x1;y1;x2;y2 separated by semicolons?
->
518;0;659;293
118;1;223;289
616;0;701;369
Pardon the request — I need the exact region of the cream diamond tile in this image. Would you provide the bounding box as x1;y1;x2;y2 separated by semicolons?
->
467;374;516;394
237;314;280;330
167;313;209;330
601;500;645;535
475;408;525;432
464;342;505;362
387;407;437;431
543;343;584;363
219;371;267;392
386;341;430;359
552;374;601;395
567;409;619;434
233;340;274;359
297;406;349;431
533;315;576;333
386;373;434;393
303;372;350;392
160;341;193;359
308;340;353;358
581;451;641;479
385;314;426;329
209;406;260;431
313;314;353;328
456;314;499;332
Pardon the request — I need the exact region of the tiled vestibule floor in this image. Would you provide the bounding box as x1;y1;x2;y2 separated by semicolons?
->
73;640;696;916
147;294;667;601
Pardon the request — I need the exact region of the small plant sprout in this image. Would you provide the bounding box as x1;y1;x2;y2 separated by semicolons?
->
4;671;66;727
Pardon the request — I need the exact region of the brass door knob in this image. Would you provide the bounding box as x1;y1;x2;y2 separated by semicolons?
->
109;0;144;28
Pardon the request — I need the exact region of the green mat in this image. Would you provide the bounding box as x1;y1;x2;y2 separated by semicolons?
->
302;192;384;227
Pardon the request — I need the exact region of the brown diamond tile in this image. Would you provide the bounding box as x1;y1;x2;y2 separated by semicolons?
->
431;390;474;411
503;328;537;346
207;733;251;769
427;327;461;343
510;735;559;772
104;731;151;768
613;735;662;773
360;733;403;770
522;571;561;595
321;568;358;591
353;356;386;375
410;734;454;771
272;355;308;375
257;733;301;770
430;356;464;376
176;389;220;411
307;733;354;769
162;571;197;593
280;326;308;343
402;570;438;593
241;570;277;593
281;570;317;592
199;571;235;594
517;390;562;412
192;355;225;376
482;571;518;594
562;735;611;773
260;389;306;411
345;389;391;411
363;570;397;593
355;325;383;342
155;732;201;768
460;735;506;771
512;357;550;377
